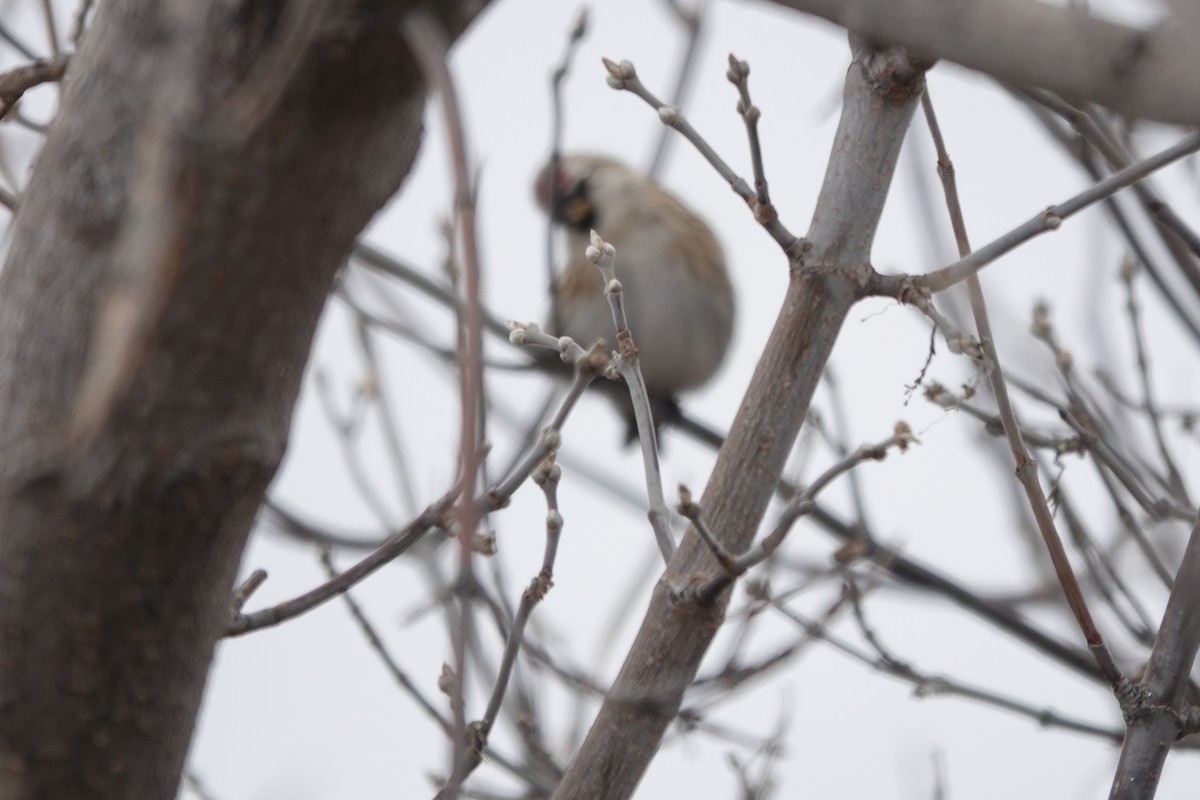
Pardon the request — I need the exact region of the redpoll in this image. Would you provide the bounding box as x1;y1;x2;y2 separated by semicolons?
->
535;154;734;436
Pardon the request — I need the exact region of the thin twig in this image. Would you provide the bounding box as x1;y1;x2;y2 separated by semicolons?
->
725;703;787;800
401;13;488;792
1091;462;1175;590
770;597;1127;743
646;0;706;179
320;549;453;735
71;0;95;44
498;324;607;498
313;367;398;527
675;408;1106;682
520;17;590;501
924;381;1086;455
325;546;557;795
1055;487;1155;645
439;457;564;794
694;427;916;604
676;484;736;571
230;569;268;614
0;21;40;61
261;499;388;551
1012;91;1200;349
1119;259;1190;505
234;389;577;638
602;57;799;253
352;241;513;342
1000;319;1191;524
586;231;675;562
842;575;906;670
227;486;459;637
1092;369;1200;425
876;131;1200;294
825;367;882;530
1057;401;1192;523
354;317;421;518
1022;87;1200;269
921;91;1122;686
892;283;983;358
39;0;59;56
725;55;772;212
545;8;589;334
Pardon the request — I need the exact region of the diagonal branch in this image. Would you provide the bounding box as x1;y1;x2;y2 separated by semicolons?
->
550;40;927;800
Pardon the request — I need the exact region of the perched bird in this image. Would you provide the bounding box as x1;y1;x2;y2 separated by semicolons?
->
535;154;735;437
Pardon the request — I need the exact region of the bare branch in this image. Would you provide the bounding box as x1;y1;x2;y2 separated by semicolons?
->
552;41;926;799
695;426;916;603
0;52;68;100
602;57;799;253
1119;259;1191;506
646;0;706;178
767;0;1200;126
230;569;268;614
322;549;454;736
440;456;565;795
725;55;772;212
770;596;1128;743
586;230;675;563
919;91;1123;686
0;19;40;61
667;413;1108;683
884;131;1200;295
401;11;490;787
924;381;1086;455
354;318;421;518
227;487;459;637
352;241;513;342
71;0;95;44
545;8;589;331
1012;90;1200;349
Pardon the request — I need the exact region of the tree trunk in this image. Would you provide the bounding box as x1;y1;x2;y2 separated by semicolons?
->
0;2;487;798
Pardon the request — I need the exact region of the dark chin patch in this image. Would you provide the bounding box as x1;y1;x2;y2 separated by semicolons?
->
563;197;594;230
557;177;595;231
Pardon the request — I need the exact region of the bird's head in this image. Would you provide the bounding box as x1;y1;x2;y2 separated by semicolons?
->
534;155;642;233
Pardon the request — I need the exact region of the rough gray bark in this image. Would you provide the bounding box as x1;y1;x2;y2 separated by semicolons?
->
550;41;928;800
0;2;487;798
